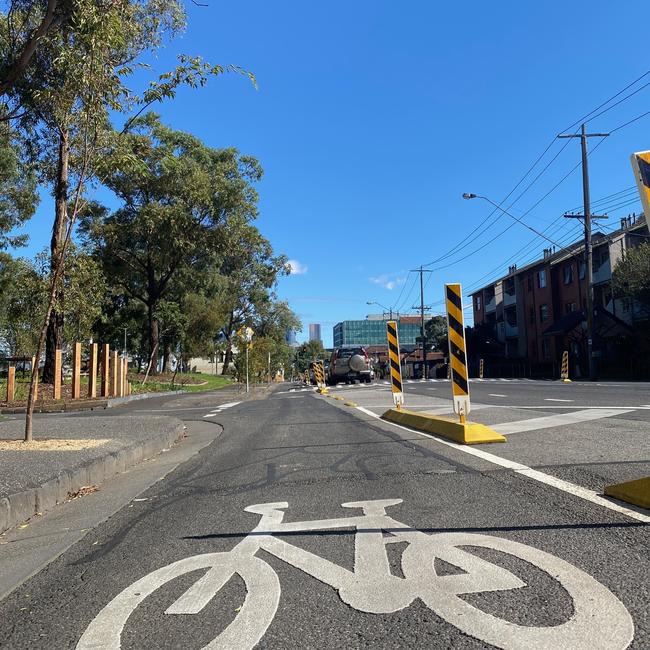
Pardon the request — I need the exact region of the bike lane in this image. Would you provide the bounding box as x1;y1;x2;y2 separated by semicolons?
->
0;388;647;649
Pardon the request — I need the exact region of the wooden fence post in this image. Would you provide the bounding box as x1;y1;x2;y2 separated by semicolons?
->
72;342;81;399
101;344;110;398
122;358;128;397
117;357;124;397
111;350;119;397
88;343;98;398
53;349;62;400
6;366;15;402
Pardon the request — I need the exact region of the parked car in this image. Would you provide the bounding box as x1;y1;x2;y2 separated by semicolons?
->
327;347;372;385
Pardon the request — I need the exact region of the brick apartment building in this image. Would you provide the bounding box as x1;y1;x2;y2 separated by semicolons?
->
470;213;649;378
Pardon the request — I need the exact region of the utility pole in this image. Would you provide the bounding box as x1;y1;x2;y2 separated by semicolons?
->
411;266;432;379
558;124;609;380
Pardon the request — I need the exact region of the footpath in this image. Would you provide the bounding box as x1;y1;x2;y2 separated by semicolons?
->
0;382;267;536
0;412;185;535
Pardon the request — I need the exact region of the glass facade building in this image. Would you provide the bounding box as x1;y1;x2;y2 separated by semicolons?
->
333;320;422;347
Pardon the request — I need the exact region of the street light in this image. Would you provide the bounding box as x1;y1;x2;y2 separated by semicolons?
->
366;300;394;320
462;193;563;248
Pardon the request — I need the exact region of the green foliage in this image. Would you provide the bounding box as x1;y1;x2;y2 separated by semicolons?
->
425;315;449;353
0;247;107;355
0;254;46;354
0;122;37;249
612;242;650;305
80;115;274;371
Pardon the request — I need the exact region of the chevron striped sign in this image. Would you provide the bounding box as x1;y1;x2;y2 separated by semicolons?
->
386;320;404;407
445;283;471;419
631;151;650;220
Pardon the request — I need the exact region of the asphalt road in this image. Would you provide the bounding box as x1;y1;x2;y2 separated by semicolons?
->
0;381;648;649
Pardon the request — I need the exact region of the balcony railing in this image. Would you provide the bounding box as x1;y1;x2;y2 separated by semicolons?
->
485;296;496;312
592;259;612;284
505;322;519;338
503;290;517;306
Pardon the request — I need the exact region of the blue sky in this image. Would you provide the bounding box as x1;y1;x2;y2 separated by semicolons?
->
14;1;650;346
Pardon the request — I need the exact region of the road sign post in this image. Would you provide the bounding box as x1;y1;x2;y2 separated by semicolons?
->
445;283;470;423
561;350;571;383
314;360;328;393
386;320;404;408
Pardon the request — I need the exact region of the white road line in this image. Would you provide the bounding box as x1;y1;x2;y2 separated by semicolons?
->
493;408;633;435
489;394;507;398
203;413;218;418
354;406;650;523
219;401;242;409
544;398;574;403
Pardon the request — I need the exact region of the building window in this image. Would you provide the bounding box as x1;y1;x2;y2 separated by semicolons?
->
542;338;551;360
538;270;547;288
563;265;573;285
564;302;577;314
579;260;586;280
539;304;549;321
475;295;481;310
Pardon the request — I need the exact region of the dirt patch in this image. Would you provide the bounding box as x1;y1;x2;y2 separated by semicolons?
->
0;438;110;451
67;485;100;500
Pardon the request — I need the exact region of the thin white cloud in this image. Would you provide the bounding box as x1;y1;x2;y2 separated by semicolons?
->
287;259;308;275
369;274;406;290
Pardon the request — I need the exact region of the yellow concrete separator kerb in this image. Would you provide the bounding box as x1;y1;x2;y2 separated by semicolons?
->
604;476;650;510
381;408;506;445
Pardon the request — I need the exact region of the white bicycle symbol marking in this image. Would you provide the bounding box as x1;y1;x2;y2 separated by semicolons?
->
77;499;633;649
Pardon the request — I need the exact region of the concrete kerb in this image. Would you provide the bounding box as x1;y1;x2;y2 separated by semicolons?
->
0;421;185;535
381;408;506;445
107;390;185;408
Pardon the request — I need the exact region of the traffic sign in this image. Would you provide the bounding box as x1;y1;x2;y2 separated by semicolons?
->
631;151;650;219
386;320;404;407
445;283;470;420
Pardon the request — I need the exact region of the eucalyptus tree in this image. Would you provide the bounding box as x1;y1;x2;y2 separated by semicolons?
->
217;223;290;373
3;0;253;440
82;114;265;374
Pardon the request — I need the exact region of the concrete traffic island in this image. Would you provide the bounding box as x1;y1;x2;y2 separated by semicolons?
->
381;408;506;445
0;415;185;535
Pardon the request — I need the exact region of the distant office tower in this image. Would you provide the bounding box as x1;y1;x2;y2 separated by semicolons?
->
285;329;298;347
309;323;322;343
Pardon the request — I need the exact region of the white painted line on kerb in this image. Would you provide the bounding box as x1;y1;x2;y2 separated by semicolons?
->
544;398;574;403
493;408;633;435
489;394;507;398
354;406;650;523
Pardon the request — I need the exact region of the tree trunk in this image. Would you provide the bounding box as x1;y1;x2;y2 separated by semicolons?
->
42;128;69;384
162;341;172;372
148;302;159;375
221;313;234;375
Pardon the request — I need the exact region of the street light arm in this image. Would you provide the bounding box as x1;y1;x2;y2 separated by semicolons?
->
463;193;565;249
